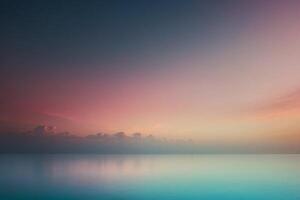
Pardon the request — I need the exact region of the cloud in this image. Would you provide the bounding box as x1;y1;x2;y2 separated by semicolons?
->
0;110;90;134
252;87;300;116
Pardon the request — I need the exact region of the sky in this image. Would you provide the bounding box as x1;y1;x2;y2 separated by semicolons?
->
1;0;300;147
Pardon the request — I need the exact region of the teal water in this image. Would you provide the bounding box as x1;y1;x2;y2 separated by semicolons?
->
0;155;299;200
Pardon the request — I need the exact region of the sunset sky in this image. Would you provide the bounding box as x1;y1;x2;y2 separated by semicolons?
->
1;0;300;146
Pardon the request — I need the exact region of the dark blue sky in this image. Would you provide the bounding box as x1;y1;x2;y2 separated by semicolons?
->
1;0;257;74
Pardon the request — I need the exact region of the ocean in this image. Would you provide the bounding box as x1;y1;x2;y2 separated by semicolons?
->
0;154;299;200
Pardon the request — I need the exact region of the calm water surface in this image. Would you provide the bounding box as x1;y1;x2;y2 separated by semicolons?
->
0;154;299;200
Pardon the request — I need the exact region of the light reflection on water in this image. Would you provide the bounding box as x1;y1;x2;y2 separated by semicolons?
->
0;155;300;200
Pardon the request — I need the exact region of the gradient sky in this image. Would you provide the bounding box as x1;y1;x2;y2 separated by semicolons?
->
1;0;300;146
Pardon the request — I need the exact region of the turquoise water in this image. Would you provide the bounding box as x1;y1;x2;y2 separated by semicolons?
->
0;155;300;200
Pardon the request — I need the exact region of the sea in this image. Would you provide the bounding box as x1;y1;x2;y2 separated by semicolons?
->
0;154;299;200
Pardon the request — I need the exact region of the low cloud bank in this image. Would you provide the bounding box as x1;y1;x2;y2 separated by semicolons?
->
0;125;299;154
